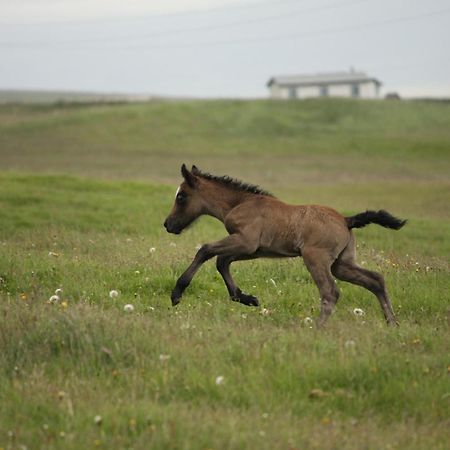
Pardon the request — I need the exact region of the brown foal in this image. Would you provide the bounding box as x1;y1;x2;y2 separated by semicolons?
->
164;164;406;326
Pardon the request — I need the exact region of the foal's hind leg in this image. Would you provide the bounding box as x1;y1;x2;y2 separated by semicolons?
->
216;255;259;306
302;248;340;327
331;261;397;325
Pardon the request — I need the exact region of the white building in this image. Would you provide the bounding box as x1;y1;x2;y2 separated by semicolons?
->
267;70;382;100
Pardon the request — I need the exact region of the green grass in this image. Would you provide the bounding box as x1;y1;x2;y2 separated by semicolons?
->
0;99;449;449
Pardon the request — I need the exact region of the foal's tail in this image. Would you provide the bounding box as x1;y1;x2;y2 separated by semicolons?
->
346;210;407;230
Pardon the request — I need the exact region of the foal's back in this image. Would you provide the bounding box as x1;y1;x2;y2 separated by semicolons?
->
224;195;351;259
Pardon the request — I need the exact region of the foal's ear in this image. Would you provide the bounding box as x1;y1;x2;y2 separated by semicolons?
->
181;163;197;188
191;165;200;175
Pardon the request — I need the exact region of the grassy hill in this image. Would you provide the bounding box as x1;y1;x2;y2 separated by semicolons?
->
0;99;449;449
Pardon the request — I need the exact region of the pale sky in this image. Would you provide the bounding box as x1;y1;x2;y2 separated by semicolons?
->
1;0;449;98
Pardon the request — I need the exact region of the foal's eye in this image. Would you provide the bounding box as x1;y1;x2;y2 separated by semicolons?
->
176;192;187;205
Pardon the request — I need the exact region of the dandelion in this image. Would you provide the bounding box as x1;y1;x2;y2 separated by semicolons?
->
20;293;27;301
344;339;356;349
123;304;134;312
353;308;365;317
109;290;119;299
241;313;247;319
61;301;68;309
260;308;271;316
94;415;103;425
303;317;313;325
261;412;269;419
49;295;60;304
215;375;224;385
159;354;170;362
55;288;63;296
134;270;140;275
149;247;156;253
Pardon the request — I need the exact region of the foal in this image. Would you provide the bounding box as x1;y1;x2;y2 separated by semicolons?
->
164;164;406;326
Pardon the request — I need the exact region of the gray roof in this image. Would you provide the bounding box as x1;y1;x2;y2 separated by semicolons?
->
267;71;382;87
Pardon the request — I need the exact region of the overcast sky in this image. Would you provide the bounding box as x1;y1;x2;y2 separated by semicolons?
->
1;0;449;98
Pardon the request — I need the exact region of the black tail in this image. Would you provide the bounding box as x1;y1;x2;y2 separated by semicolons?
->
346;210;407;230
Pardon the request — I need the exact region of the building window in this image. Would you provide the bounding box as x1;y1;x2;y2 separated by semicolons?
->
320;85;328;97
288;86;297;99
351;84;360;97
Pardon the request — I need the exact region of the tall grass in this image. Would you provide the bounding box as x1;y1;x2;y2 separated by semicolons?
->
0;99;449;449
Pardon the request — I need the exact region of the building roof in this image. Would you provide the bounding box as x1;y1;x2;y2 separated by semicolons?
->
267;71;382;87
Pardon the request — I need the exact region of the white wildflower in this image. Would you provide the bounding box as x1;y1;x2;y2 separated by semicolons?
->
345;339;356;349
353;308;365;317
159;354;170;362
123;304;134;312
49;295;60;303
55;288;63;296
215;375;224;385
109;290;119;299
269;278;277;288
260;308;270;316
149;247;156;253
94;415;102;425
303;317;313;325
169;242;176;247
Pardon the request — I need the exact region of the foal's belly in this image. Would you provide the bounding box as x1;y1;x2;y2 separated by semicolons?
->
255;247;300;258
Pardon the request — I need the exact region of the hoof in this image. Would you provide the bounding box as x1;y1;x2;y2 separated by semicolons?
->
171;290;182;307
232;289;259;307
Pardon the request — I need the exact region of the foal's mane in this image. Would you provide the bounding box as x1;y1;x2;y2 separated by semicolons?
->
194;168;274;197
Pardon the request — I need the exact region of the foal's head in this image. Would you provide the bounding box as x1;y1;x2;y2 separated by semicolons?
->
163;164;204;234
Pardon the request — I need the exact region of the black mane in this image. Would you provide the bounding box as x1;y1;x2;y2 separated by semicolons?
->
195;169;274;197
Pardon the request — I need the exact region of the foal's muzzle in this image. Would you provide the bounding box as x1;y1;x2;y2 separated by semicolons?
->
163;218;181;234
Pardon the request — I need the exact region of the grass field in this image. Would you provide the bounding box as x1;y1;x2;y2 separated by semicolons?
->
0;99;449;449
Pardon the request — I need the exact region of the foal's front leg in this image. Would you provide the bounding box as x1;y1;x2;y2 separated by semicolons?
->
171;234;257;306
216;255;259;306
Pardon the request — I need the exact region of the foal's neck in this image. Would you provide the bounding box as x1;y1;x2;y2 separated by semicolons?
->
201;183;252;222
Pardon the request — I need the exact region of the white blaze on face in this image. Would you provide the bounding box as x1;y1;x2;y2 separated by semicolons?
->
175;186;181;199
